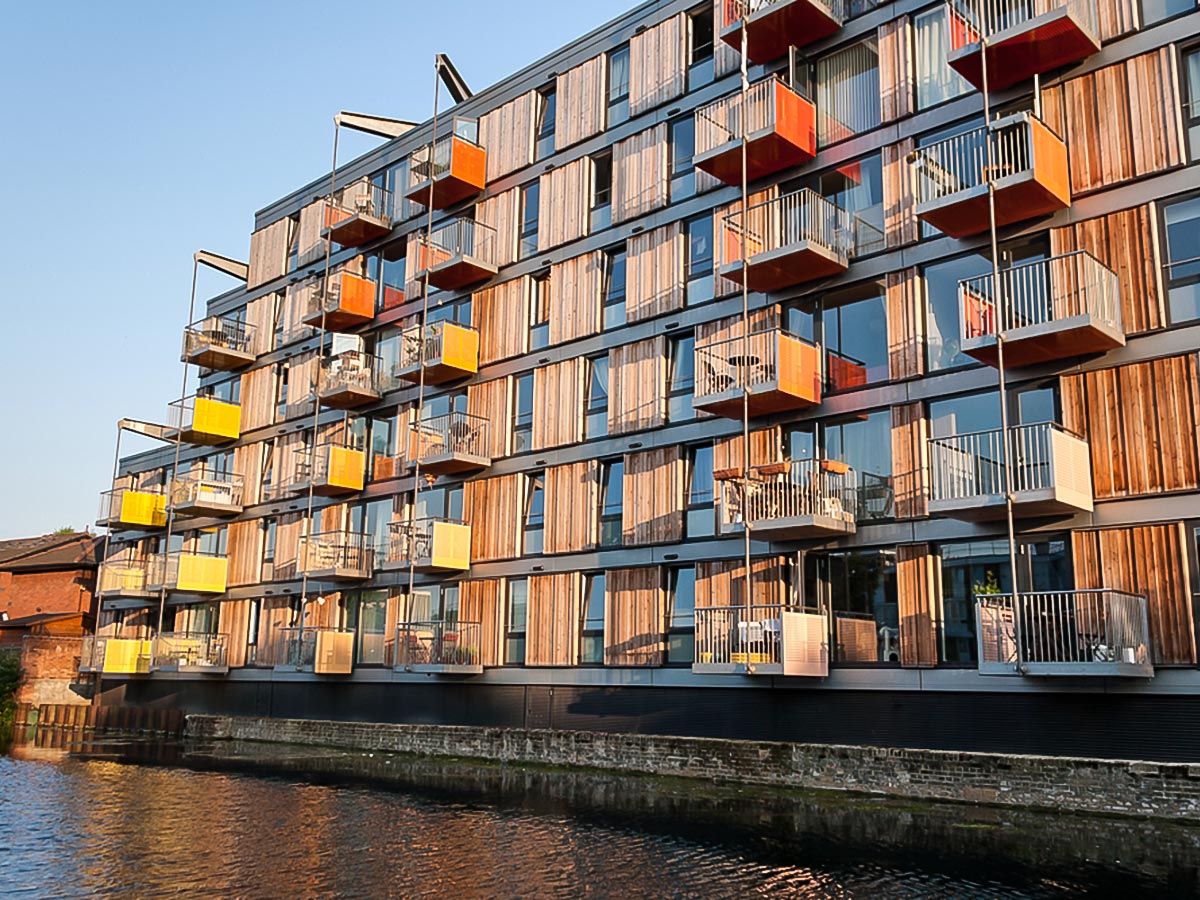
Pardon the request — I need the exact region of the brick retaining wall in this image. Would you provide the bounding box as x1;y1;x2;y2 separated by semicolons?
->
187;714;1200;821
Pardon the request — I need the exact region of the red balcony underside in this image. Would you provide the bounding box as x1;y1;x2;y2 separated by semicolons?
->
963;320;1125;368
920;177;1069;239
698;131;816;186
319;386;379;409
302;307;373;331
407;177;481;210
185;345;254;371
948;11;1100;92
397;362;471;386
424;257;497;292
720;0;841;64
696;389;820;419
323;213;390;248
720;242;848;293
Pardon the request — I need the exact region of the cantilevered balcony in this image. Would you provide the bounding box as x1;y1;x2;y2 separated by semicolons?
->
693;327;821;418
394;618;483;675
958;251;1125;368
264;626;355;674
977;590;1153;677
169;470;244;518
292;442;366;497
395;321;480;385
322;178;392;247
720;0;844;63
167;394;241;446
382;518;471;574
910;113;1070;238
149;632;229;675
298;531;374;581
929;422;1093;521
413;219;498;292
97;487;166;530
406;119;487;210
947;0;1101;92
694;76;816;186
717;460;857;541
78;636;151;675
407;411;490;476
146;551;229;595
96;559;153;600
718;189;850;292
318;350;382;409
694;604;829;676
299;267;376;332
182;315;256;370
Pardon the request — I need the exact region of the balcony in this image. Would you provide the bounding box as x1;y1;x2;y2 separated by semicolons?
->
693;327;821;418
929;422;1093;521
694;76;816;186
958;251;1125;368
293;442;366;497
977;590;1153;677
97;487;166;530
318;350;382;409
182;315;255;370
298;531;374;581
395;321;480;385
169;470;244;518
694;604;829;676
299;268;376;332
382;518;471;574
718;189;851;292
720;0;844;63
413;219;498;292
909;112;1069;238
146;551;229;595
96;561;153;600
407;411;490;476
322;178;392;247
78;636;151;675
149;632;230;675
406;119;487;210
947;0;1101;92
167;394;241;446
717;459;857;541
394;619;483;675
264;626;355;675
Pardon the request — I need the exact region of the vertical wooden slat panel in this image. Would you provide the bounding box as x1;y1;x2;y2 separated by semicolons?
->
477;187;521;268
712;426;782;473
613;123;669;224
713;0;740;77
623;446;685;546
696;557;790;607
239;365;276;432
245;294;274;356
538;157;591;252
247;218;290;289
878;16;914;123
467;376;512;461
886;267;923;380
548;251;603;345
273;512;305;581
464;473;523;562
234;442;263;504
626;221;685;323
608;335;667;435
460;579;503;667
479;92;537;182
533;357;586;451
891;402;928;519
897;543;937;667
227;520;262;587
605;567;667;666
630;12;687;115
1094;0;1138;40
556;56;607;150
474;277;530;365
295;199;326;267
219;599;250;668
882;137;917;249
526;573;581;666
1128;48;1185;179
544;460;599;554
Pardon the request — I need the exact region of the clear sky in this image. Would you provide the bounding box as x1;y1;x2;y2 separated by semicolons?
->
0;0;634;540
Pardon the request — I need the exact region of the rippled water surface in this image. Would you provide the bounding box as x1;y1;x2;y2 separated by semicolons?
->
1;735;1194;899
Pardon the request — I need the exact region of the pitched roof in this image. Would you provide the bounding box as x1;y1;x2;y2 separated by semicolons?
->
0;533;103;571
0;611;87;629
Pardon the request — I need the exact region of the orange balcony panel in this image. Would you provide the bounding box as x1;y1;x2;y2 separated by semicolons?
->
406;137;487;210
949;8;1100;92
694;80;816;186
301;272;376;331
720;0;842;64
720;243;848;293
693;329;821;419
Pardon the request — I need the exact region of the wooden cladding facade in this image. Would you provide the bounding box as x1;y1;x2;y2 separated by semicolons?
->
608;335;667;435
460;579;503;667
696;557;791;608
538;157;591;252
885;268;923;380
713;426;782;474
1061;353;1200;500
897;544;937;668
556;56;607;151
526;573;581;666
479;92;537;182
605;567;667;666
467;377;512;461
533;358;586;450
1073;524;1196;666
630;12;687;116
891;402;929;520
549;252;603;345
248;218;289;289
544;460;598;554
477;188;521;268
882;138;917;249
613;123;669;224
623;446;685;546
464;473;523;562
626;222;684;323
878;16;914;123
473;277;530;365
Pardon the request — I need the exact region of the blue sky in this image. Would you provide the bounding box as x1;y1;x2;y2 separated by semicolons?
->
0;0;634;539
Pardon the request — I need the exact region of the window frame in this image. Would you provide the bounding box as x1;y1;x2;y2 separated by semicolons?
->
523;472;545;555
666;565;697;664
535;85;557;160
519;180;540;260
586;355;610;440
505;578;528;665
1160;190;1200;326
580;572;606;665
512;372;535;454
599;458;624;548
530;271;551;350
602;246;627;330
667;332;696;423
591;151;614;231
607;43;632;126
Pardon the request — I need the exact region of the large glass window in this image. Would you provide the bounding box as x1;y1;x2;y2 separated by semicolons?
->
686;214;715;305
1164;194;1200;324
536;86;557;160
367;243;407;313
816;38;880;146
587;356;609;439
686;443;715;537
512;373;534;454
580;573;606;664
530;272;551;350
608;44;631;126
592;151;613;231
809;549;898;664
913;6;971;110
603;247;627;329
923;253;992;372
819;156;884;256
354;590;389;665
520;181;540;260
1142;0;1193;24
822;410;893;521
1185;47;1200;161
822;282;888;390
688;3;715;89
524;473;545;555
505;578;528;664
668;334;696;422
600;459;624;548
667;566;696;663
670;117;697;201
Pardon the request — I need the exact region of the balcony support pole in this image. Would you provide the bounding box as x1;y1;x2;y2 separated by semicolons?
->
981;37;1022;651
738;12;753;621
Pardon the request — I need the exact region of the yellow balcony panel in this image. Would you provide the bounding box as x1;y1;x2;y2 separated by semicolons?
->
315;445;367;496
98;488;166;530
176;553;229;594
102;638;153;675
169;396;241;446
383;518;471;574
396;321;480;386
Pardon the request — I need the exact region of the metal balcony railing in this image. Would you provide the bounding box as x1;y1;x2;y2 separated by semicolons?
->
394;620;483;669
415;219;498;275
946;0;1097;51
301;266;370;320
169;469;244;510
409;411;490;465
319;350;383;397
262;626;353;670
145;550;227;592
720;189;852;268
182;314;255;359
910;113;1044;206
696;76;787;155
694;603;828;673
958;250;1122;341
385;518;456;566
97;561;149;595
411;120;482;183
718;460;859;529
298;531;375;577
325;178;392;228
150;632;229;672
79;635;104;672
977;590;1153;676
694;328;816;398
399;320;477;370
722;0;845;28
97;486;165;525
929;422;1079;502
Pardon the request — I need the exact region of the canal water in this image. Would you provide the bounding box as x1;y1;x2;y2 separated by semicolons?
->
2;729;1198;899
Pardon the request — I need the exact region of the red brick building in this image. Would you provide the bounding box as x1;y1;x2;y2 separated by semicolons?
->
0;532;102;627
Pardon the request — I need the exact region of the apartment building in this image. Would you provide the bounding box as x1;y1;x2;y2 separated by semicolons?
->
87;0;1200;757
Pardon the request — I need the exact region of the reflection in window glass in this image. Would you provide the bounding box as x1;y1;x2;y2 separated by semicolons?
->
1140;0;1193;25
808;550;898;664
822;283;887;390
512;373;534;454
520;181;540;260
913;7;971;110
1164;195;1200;323
668;566;696;663
608;44;631;126
604;248;627;329
686;215;714;305
505;579;527;664
600;460;624;547
687;444;715;537
587;356;609;439
1186;48;1200;160
816;38;880;146
671;117;697;201
924;253;991;372
822;411;893;520
580;573;606;664
668;334;696;422
821;156;884;255
355;590;389;665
